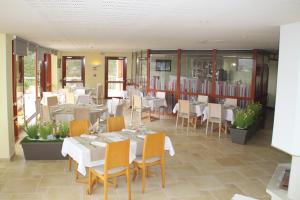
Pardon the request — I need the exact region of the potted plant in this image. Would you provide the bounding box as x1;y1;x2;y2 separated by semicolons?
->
229;102;262;144
57;122;69;138
20;122;67;160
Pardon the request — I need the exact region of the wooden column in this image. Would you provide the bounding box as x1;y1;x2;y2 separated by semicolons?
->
176;49;181;100
146;49;150;94
251;49;257;101
211;49;217;102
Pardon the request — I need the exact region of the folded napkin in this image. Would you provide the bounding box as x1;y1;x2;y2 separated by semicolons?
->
90;141;107;147
122;129;137;133
80;134;97;139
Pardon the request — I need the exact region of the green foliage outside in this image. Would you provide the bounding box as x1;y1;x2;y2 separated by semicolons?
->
233;102;262;129
23;123;39;139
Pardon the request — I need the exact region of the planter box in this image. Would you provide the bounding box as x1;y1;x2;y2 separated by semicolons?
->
21;138;66;160
229;116;263;145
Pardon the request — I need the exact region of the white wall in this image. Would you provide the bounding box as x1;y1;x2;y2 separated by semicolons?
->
0;33;15;159
272;21;300;156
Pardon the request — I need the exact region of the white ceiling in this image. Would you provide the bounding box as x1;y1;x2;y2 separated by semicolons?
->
0;0;300;51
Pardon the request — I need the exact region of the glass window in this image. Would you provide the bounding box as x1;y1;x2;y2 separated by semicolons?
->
181;50;212;100
66;59;82;81
216;51;253;97
150;51;178;91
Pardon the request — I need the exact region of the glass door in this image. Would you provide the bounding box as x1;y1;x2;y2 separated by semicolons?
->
62;56;85;88
105;57;127;98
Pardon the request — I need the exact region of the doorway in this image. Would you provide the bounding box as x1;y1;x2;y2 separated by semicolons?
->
105;57;127;98
62;56;85;88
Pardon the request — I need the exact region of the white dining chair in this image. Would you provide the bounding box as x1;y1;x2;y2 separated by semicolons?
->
205;103;227;139
92;83;103;104
156;91;166;119
76;95;93;104
224;98;238;107
197;95;208;103
131;95;151;125
176;100;197;133
74;88;85;96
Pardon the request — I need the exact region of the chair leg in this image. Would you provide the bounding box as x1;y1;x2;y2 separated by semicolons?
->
219;123;221;140
187;117;189;132
176;114;179;128
194;117;197;129
161;162;165;188
225;121;228;135
130;109;134;125
88;169;92;195
113;177;118;188
127;169;131;200
142;165;146;193
182;118;184;127
104;177;108;200
132;164;138;181
149;110;151;121
75;162;79;180
211;122;214;133
68;157;72;171
205;120;209;136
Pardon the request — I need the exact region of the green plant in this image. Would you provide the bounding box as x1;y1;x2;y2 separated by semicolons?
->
233;109;256;129
23;123;39;139
246;102;262;119
39;123;53;140
57;122;69;138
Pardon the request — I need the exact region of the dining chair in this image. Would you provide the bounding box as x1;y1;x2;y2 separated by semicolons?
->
224;98;238;107
175;100;197;132
74;88;85;96
76;95;93;104
88;140;131;200
197;95;209;103
130;95;151;125
69;119;90;180
74;107;90;121
107;116;125;132
111;98;120;116
114;102;125;117
65;90;75;104
156;91;166;119
92;83;103;104
47;96;58;107
205;103;227;139
133;132;165;193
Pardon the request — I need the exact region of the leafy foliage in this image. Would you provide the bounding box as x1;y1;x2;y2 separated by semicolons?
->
57;122;69;138
233;102;262;129
39;123;54;140
23;123;39;139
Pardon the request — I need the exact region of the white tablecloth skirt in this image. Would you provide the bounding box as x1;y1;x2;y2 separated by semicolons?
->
172;102;207;117
143;98;167;111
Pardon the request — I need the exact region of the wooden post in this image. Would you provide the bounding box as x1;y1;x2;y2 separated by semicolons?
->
176;49;181;100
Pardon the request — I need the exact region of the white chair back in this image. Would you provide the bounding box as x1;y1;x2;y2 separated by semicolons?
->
156;91;166;99
115;103;125;117
47;96;58;107
76;95;92;104
74;88;85;96
208;103;223;120
197;95;208;103
224;98;238;107
74;107;90;121
178;100;190;115
96;84;103;98
133;95;142;109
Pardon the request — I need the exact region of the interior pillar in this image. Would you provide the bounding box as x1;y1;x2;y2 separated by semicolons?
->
0;33;15;159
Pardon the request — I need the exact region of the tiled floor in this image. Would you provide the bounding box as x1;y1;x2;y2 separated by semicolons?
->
0;109;291;200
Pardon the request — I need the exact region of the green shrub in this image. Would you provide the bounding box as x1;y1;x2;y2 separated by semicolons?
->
233;102;262;129
23;123;39;139
57;122;69;138
39;123;53;140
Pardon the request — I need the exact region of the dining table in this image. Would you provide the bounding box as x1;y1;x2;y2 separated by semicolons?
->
143;96;167;111
172;101;207;117
61;129;175;176
50;104;109;124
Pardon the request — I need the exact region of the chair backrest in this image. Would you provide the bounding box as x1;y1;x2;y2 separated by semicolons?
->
143;132;165;161
208;103;223;120
69;119;90;136
197;95;208;103
65;91;75;104
104;140;130;172
96;84;103;98
224;98;238;107
178;100;190;115
156;91;166;99
76;95;92;104
74;88;85;96
107;116;125;132
47;96;58;107
115;103;125;117
74;107;90;120
133;95;142;109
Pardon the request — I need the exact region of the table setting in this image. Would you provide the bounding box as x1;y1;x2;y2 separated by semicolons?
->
61;126;175;176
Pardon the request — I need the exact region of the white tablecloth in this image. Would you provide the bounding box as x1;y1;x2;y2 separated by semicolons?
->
61;132;175;176
143;97;167;111
202;105;237;123
107;99;126;115
172;102;207;117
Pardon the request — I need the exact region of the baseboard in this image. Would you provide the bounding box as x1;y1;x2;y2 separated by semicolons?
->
0;152;16;161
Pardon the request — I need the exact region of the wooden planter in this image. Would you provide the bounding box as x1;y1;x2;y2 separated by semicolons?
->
229;116;263;145
21;138;67;160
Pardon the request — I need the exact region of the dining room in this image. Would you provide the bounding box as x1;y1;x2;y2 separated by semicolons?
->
1;1;300;200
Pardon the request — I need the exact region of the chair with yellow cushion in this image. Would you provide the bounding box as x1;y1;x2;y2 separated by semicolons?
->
69;119;90;180
107;116;125;132
88;140;131;200
133;132;165;193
